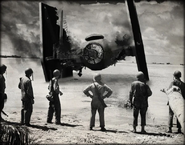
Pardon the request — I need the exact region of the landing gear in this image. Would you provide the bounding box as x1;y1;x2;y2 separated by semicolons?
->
77;67;83;77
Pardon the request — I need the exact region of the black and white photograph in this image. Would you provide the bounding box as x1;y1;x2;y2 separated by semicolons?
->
0;0;184;144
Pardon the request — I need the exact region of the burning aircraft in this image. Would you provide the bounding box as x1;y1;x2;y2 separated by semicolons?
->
39;0;149;82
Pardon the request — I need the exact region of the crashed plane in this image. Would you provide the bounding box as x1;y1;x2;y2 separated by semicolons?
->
39;0;149;82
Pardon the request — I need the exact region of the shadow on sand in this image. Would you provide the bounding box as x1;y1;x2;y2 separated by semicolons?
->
3;120;82;131
2;120;57;131
134;131;172;137
57;122;82;128
93;129;128;133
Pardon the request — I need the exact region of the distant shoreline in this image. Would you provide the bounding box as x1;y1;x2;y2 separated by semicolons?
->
117;60;184;66
0;55;40;59
0;55;184;66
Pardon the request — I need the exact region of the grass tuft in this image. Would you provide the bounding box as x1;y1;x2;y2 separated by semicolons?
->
0;123;30;144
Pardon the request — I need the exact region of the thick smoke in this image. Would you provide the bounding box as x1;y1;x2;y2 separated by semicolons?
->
1;1;134;59
1;1;41;58
2;1;183;62
115;33;133;48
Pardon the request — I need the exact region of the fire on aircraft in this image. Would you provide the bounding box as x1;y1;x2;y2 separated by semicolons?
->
39;1;148;82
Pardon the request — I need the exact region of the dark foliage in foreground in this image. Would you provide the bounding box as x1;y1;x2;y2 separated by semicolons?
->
0;123;29;145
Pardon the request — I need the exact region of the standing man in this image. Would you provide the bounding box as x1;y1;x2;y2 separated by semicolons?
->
83;74;113;131
0;64;7;122
18;68;34;126
166;70;184;133
129;71;152;133
47;69;63;125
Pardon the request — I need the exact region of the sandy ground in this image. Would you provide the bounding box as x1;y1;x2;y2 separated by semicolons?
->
1;58;185;144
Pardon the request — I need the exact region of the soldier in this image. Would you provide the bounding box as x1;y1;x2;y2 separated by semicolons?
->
0;64;7;122
167;70;184;133
18;68;34;126
47;69;63;125
83;73;113;131
129;71;152;133
168;70;184;99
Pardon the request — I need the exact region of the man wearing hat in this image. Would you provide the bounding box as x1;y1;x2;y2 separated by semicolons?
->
166;70;184;133
0;64;7;121
18;68;34;126
168;70;184;99
83;73;113;131
129;71;152;133
47;69;63;125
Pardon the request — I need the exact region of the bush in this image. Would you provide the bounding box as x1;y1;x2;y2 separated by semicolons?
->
0;123;29;145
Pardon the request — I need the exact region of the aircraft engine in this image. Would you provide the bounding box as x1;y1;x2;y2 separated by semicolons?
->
81;34;130;70
82;42;105;70
81;34;115;70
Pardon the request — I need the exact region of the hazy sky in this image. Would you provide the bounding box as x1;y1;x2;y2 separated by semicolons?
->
0;0;184;62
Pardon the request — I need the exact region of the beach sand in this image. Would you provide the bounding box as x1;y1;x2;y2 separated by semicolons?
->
1;58;184;144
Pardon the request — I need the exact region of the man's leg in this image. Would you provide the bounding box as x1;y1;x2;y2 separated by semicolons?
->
168;106;174;133
21;101;25;124
0;99;4;121
26;104;33;125
98;106;105;131
25;103;33;126
21;109;25;124
140;107;147;133
90;106;97;130
47;102;54;123
55;101;61;124
133;107;139;132
177;119;182;133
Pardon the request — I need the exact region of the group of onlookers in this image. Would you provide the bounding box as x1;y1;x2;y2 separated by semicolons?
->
0;63;184;134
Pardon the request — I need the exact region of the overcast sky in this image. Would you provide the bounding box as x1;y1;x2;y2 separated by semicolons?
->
0;0;184;63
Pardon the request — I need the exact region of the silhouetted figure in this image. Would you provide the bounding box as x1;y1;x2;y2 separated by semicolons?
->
0;64;7;122
83;74;112;131
167;70;184;133
18;68;34;126
129;72;152;133
47;69;63;125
